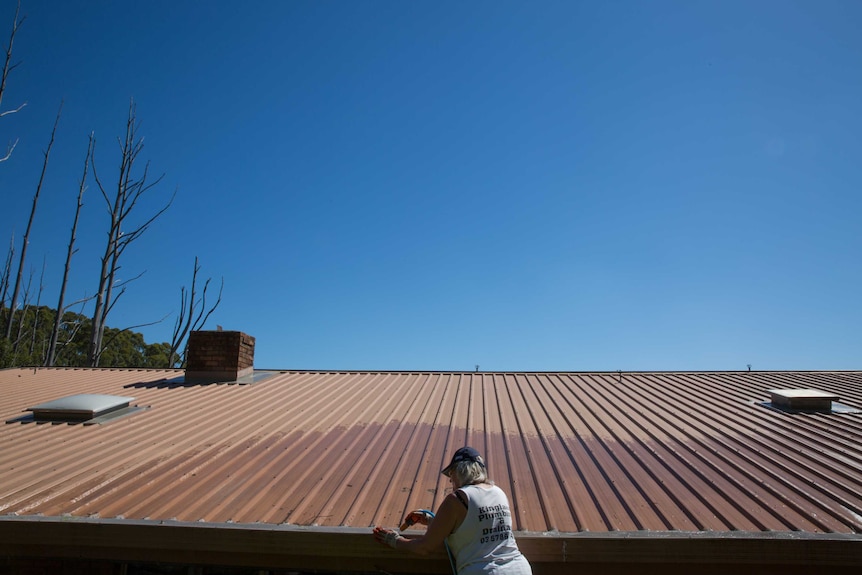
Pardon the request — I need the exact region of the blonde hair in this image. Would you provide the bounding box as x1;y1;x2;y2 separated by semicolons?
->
450;460;489;486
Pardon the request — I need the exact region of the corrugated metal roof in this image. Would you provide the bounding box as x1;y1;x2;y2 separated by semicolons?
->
1;368;861;535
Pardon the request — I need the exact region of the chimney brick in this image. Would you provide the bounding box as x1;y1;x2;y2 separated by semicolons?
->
185;331;255;382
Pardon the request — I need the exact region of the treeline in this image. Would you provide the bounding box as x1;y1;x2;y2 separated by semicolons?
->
0;305;173;368
1;3;223;371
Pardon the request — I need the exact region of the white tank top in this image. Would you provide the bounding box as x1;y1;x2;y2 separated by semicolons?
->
446;484;530;575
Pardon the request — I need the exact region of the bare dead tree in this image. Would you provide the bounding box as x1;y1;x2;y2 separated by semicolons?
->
0;0;26;163
3;101;62;340
46;133;94;366
0;232;13;307
50;297;89;366
168;257;224;367
28;256;46;359
9;264;34;363
87;100;174;366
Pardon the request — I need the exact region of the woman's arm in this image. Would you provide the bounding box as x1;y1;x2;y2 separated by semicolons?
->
396;492;466;556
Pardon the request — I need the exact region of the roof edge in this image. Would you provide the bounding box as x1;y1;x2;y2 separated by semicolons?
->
260;369;862;375
1;516;860;570
5;366;862;376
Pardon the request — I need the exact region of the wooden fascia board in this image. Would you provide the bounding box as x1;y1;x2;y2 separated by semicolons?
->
522;530;862;566
1;517;861;571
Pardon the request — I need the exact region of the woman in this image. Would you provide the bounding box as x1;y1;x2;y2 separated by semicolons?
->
373;446;532;575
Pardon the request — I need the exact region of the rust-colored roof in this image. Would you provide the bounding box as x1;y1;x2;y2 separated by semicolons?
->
2;367;861;536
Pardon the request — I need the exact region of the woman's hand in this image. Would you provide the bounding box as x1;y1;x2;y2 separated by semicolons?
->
400;509;435;530
373;526;400;549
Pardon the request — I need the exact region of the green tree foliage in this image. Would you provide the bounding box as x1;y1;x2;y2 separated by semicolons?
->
0;305;172;368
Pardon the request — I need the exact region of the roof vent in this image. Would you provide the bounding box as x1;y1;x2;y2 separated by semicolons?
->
768;389;838;412
7;394;145;425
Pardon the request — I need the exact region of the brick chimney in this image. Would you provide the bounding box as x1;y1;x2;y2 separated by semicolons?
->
185;330;255;382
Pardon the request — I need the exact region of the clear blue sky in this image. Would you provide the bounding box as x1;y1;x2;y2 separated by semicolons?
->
1;0;860;371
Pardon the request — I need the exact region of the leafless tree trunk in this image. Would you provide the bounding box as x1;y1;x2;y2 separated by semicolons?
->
28;256;46;359
46;133;93;366
51;299;87;366
3;102;61;340
0;0;26;163
168;257;224;367
9;264;33;364
87;100;173;366
0;233;13;308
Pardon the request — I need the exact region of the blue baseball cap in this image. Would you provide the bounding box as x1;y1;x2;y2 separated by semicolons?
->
442;446;485;476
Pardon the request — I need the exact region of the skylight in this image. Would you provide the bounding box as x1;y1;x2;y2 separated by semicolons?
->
6;394;146;425
768;389;838;411
761;388;862;415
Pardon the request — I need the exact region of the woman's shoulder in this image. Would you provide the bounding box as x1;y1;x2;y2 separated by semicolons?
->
458;482;497;496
